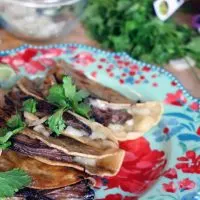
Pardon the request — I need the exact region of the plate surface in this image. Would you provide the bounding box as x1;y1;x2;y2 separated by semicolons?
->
0;44;199;200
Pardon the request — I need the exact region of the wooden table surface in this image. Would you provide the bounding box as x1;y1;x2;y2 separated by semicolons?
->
0;23;200;98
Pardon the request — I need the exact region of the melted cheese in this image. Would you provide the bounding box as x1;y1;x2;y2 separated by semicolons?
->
64;126;87;137
64;126;107;140
89;99;130;110
74;156;96;167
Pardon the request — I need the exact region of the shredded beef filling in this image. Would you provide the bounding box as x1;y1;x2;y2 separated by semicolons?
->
36;100;57;115
11;134;74;163
63;112;92;136
91;107;132;126
16;180;95;200
33;100;92;136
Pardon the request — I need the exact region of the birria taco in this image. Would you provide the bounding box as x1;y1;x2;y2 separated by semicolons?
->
89;98;163;141
11;129;124;176
0;150;95;200
16;78;120;149
0;87;125;177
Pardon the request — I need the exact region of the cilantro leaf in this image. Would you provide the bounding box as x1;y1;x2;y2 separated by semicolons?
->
75;103;91;119
63;76;76;100
0;114;26;150
83;0;200;67
0;130;14;145
48;108;66;135
47;84;67;107
47;76;91;122
7;114;25;130
0;169;31;198
22;99;37;113
74;90;90;102
0;142;11;150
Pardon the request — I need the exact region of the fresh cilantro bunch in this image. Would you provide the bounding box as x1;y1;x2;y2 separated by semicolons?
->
0;114;25;149
83;0;200;67
47;76;90;135
0;169;31;198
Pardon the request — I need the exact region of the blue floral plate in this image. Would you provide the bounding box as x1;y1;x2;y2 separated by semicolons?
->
0;44;199;200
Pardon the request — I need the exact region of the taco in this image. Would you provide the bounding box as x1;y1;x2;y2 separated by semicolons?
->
0;150;95;199
16;78;120;150
11;130;124;176
0;82;125;177
89;98;163;141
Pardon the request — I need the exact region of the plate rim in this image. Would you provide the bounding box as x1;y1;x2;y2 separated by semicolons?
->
0;43;199;104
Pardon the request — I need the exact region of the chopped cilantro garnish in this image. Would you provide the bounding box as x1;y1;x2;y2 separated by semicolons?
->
47;84;68;107
7;113;25;130
74;90;90;102
0;114;26;149
47;76;91;119
22;99;37;113
63;76;76;101
75;103;91;119
0;169;31;198
48;108;66;135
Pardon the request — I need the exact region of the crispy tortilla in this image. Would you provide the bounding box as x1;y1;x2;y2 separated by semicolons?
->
17;78;44;100
20;129;125;176
90;99;163;141
0;150;87;190
62;111;119;149
57;61;134;104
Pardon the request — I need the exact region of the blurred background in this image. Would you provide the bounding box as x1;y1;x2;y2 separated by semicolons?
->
0;0;199;97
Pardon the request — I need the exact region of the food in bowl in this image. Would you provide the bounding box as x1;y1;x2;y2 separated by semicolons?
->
0;0;86;40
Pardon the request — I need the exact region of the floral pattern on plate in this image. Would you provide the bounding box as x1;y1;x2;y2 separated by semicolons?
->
0;44;199;200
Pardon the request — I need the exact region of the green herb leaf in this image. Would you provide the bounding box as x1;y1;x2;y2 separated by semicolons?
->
83;0;200;67
7;114;25;130
48;108;66;135
0;169;31;198
74;90;90;102
0;130;14;145
0;114;26;150
47;76;91;119
63;76;76;100
185;36;200;54
75;103;91;119
0;142;11;150
47;84;67;107
22;99;37;113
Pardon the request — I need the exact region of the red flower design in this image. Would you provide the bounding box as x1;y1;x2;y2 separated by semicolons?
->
104;194;122;200
0;48;57;74
91;71;97;78
74;52;96;66
179;178;196;191
107;137;167;195
142;66;151;72
67;46;77;52
40;48;64;58
162;181;177;193
114;55;120;60
99;194;137;200
197;127;200;136
24;60;45;74
163;168;178;179
189;102;199;111
171;81;177;86
165;90;187;106
21;48;37;62
176;151;200;174
129;65;139;72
